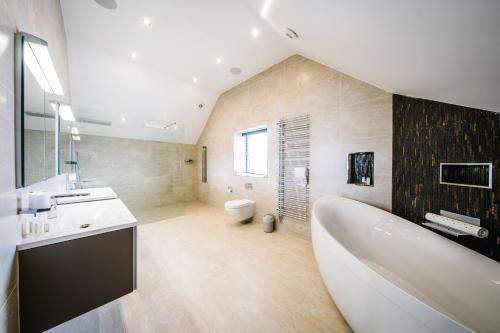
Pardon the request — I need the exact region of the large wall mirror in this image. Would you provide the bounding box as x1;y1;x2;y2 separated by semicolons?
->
15;32;65;188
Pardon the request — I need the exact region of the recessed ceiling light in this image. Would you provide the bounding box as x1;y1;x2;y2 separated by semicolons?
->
131;52;137;59
251;28;260;39
143;17;152;27
230;67;242;75
193;77;199;83
285;27;299;40
121;117;127;122
216;57;222;65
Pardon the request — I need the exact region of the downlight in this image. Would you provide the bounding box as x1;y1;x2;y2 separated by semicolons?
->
285;27;299;40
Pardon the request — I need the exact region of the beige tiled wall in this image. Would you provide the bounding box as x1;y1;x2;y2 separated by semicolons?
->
196;55;392;239
0;1;71;331
68;134;198;214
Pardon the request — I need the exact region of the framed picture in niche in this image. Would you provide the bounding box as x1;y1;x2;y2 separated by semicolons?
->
347;152;374;186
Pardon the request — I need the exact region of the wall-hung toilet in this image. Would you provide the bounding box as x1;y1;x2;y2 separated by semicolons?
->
224;199;255;222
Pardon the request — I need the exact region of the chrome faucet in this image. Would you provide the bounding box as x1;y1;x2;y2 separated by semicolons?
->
18;208;37;217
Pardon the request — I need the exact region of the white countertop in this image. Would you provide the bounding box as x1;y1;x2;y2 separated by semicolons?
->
53;187;118;205
17;198;137;251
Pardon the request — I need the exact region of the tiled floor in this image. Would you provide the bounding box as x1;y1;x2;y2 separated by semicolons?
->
49;202;351;333
133;202;189;225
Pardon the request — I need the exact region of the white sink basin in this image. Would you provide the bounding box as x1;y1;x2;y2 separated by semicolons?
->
17;199;137;251
57;200;130;231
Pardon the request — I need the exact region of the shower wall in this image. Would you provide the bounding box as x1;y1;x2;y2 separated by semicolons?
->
69;134;197;213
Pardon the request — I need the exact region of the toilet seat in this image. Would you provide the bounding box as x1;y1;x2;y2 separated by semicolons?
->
224;199;254;209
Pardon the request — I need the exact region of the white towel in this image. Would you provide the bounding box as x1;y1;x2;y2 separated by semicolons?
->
294;167;308;186
294;167;307;179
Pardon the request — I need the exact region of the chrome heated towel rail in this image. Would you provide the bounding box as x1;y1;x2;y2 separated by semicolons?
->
277;114;310;223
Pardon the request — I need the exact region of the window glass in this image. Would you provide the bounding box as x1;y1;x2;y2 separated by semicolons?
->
234;126;267;177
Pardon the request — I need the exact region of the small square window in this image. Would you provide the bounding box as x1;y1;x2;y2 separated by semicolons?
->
234;126;268;177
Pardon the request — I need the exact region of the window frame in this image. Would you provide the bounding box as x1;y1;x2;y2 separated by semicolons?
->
234;125;268;177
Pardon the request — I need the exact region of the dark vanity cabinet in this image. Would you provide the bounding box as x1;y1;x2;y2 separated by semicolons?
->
18;227;136;333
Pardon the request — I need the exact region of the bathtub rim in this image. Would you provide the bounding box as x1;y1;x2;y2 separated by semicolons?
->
311;195;475;333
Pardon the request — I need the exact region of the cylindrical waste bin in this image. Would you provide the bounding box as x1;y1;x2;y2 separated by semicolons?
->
262;214;275;233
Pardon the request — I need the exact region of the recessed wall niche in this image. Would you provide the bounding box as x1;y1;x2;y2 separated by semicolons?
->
440;163;492;189
347;152;374;186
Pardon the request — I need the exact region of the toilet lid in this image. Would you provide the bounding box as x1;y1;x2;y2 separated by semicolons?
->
225;199;254;209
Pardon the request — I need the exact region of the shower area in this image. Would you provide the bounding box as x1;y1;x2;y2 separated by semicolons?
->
59;119;197;224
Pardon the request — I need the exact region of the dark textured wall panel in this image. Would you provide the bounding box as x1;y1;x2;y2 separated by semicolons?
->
393;94;500;261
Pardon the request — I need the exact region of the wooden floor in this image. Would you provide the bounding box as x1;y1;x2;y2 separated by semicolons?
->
49;202;351;333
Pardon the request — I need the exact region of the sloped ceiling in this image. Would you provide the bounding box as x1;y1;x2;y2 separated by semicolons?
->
61;0;500;144
60;0;293;144
251;0;500;113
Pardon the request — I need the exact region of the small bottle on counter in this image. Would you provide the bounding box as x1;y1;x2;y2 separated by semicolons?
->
21;216;33;238
32;215;41;235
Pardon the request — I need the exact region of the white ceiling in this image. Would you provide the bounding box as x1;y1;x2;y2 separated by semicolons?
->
60;0;500;144
60;0;293;144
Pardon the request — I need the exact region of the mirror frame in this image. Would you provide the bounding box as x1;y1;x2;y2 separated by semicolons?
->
14;32;57;188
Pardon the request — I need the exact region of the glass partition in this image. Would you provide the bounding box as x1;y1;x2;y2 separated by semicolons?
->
59;113;188;224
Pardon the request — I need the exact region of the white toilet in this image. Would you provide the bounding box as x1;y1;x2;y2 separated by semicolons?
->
224;199;255;222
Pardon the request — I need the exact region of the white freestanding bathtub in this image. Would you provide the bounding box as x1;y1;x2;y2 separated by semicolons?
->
312;196;500;333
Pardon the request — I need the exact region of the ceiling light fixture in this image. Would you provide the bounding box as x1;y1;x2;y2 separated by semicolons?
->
216;57;222;65
143;17;152;27
144;123;164;129
193;77;199;83
144;122;177;130
251;28;260;39
121;117;127;122
285;27;299;39
260;0;272;18
131;52;137;59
